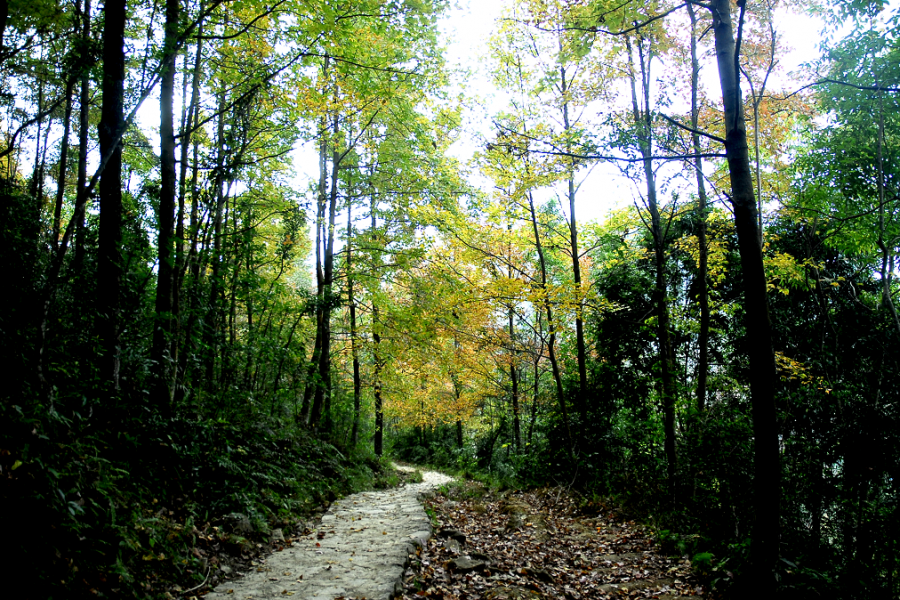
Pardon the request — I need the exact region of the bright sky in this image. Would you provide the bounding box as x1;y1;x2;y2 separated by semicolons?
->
437;0;825;225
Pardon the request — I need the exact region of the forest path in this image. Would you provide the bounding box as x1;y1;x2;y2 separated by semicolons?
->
398;482;706;600
203;466;452;600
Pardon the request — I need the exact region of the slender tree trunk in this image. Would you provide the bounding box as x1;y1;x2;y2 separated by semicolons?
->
370;190;384;456
529;330;541;448
74;0;91;266
688;2;710;413
205;91;228;395
171;51;189;404
30;68;45;199
373;305;384;456
628;36;678;503
310;107;338;429
33;2;91;396
52;80;75;250
710;0;780;590
98;0;127;394
348;204;362;447
0;0;8;58
225;213;241;389
151;0;180;416
173;28;203;407
184;27;203;275
526;190;571;444
558;60;588;428
508;306;521;451
302;112;329;425
875;90;900;335
298;312;320;424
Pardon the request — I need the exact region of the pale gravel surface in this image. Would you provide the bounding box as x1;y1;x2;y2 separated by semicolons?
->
203;467;452;600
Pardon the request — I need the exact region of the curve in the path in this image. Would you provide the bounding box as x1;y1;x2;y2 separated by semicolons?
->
204;469;452;600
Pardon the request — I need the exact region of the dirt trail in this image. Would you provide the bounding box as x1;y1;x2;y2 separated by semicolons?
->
399;482;705;600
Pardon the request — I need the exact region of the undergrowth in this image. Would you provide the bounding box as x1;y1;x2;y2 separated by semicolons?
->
3;414;397;599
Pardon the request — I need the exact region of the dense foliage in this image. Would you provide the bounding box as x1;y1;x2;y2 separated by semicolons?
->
2;0;899;598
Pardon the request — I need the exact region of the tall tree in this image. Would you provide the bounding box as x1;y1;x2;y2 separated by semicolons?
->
621;29;679;504
97;0;127;395
151;0;181;416
709;0;780;589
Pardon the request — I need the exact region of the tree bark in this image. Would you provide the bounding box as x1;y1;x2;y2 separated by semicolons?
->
151;0;180;416
371;190;384;456
310;105;338;429
710;0;780;590
97;0;127;394
298;311;320;424
0;0;8;58
204;91;228;396
173;23;204;408
373;304;384;456
558;58;588;428
52;79;75;251
508;305;521;451
688;2;710;413
875;89;900;336
627;35;678;504
526;190;571;445
74;0;91;266
30;66;45;199
348;203;362;447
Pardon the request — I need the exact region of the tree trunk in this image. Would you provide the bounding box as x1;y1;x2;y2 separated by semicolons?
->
875;89;900;336
298;311;321;424
97;0;127;394
310;105;338;429
0;0;8;58
628;35;678;504
204;91;228;395
529;316;543;448
30;68;45;199
348;203;362;447
526;190;571;445
373;304;384;456
173;25;203;408
74;0;90;266
710;0;780;590
509;306;521;451
688;2;710;413
558;61;588;428
52;79;75;250
151;0;180;416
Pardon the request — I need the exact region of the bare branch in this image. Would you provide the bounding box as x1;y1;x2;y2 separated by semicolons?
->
659;113;725;144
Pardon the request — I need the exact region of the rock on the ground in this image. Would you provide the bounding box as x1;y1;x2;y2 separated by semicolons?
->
203;469;451;600
269;528;284;544
437;527;466;544
484;585;542;600
448;557;489;573
225;512;254;535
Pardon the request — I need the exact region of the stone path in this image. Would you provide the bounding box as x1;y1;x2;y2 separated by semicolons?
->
204;467;452;600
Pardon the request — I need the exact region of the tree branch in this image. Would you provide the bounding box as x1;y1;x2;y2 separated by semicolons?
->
659;113;725;144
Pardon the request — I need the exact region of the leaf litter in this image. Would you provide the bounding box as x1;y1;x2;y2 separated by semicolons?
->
400;482;704;600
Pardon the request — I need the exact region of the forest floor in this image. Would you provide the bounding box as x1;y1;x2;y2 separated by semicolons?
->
179;467;707;600
399;480;707;600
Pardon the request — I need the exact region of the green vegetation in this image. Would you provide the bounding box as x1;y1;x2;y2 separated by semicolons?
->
2;0;900;598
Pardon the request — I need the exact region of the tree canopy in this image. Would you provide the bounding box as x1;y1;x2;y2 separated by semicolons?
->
1;0;899;597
